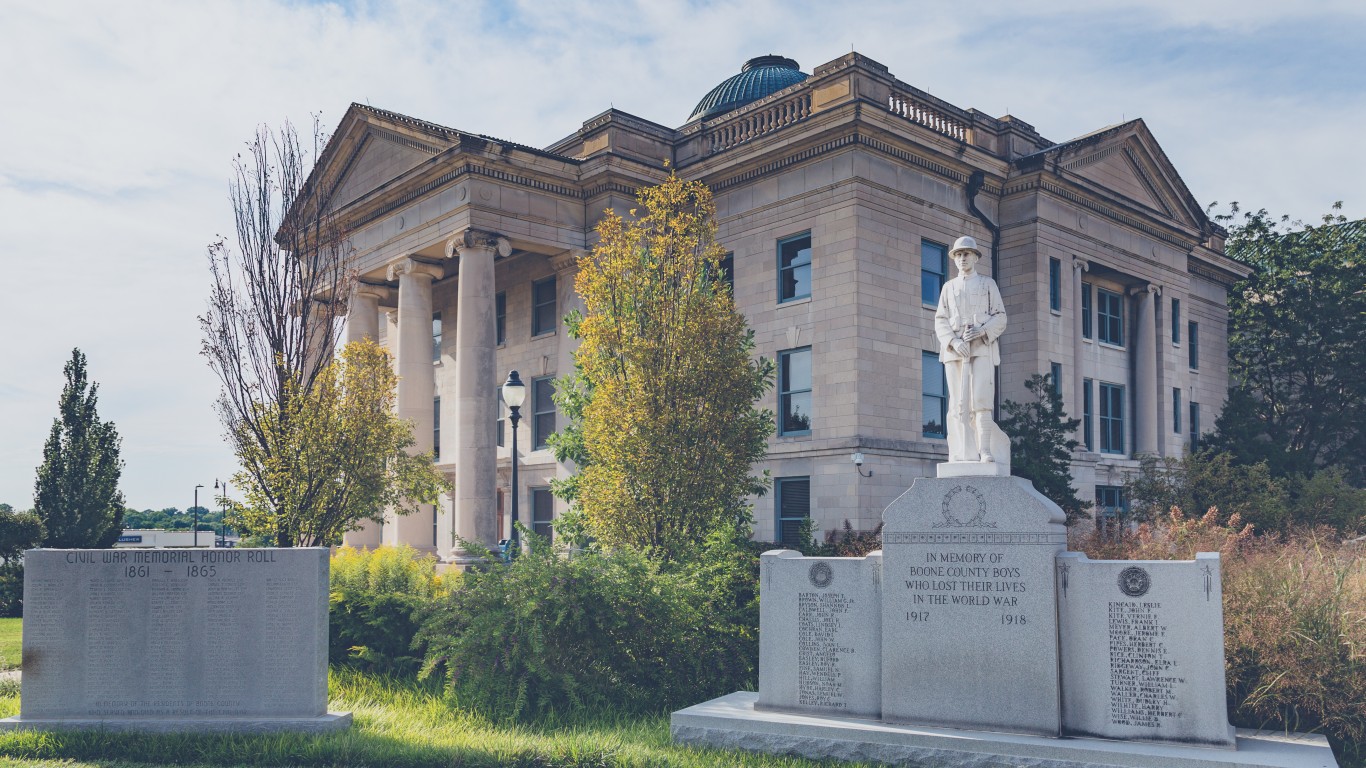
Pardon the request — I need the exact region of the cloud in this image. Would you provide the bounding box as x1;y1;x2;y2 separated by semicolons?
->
1;0;1362;507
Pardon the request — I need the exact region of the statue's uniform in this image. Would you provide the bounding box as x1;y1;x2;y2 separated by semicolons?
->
934;272;1007;458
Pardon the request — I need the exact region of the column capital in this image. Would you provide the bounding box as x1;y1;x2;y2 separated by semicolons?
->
1129;283;1161;298
355;281;393;302
549;249;584;274
1072;257;1089;272
445;229;512;259
386;257;444;283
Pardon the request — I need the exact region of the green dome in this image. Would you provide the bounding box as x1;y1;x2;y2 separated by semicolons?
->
688;56;808;122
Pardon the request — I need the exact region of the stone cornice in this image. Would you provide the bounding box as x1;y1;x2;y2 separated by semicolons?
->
1004;176;1198;249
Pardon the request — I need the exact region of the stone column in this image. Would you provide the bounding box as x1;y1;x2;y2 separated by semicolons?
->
385;257;445;550
1132;284;1160;456
341;284;390;548
446;230;511;563
301;299;336;383
346;284;385;344
1071;258;1088;444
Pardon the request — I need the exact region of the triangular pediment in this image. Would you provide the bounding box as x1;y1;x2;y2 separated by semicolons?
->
1023;120;1208;231
304;104;463;215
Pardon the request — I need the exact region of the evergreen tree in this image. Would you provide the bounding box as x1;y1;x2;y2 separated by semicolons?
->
33;349;125;548
1000;373;1090;523
556;173;774;560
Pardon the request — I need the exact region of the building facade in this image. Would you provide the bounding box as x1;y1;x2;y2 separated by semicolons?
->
301;52;1249;557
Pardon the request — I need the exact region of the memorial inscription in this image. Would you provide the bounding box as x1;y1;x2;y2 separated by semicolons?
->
881;476;1066;736
1056;552;1235;747
3;548;345;731
757;550;882;718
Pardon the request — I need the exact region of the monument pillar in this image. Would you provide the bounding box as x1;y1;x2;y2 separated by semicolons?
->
385;257;444;550
1071;258;1088;443
1132;284;1159;456
550;250;584;494
447;230;510;563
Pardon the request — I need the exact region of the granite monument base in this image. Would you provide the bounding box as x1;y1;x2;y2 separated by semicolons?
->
673;692;1338;768
0;712;353;734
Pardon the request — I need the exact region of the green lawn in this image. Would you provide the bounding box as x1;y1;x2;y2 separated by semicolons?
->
0;668;865;768
0;620;19;672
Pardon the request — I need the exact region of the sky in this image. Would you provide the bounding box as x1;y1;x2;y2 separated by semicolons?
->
1;0;1363;511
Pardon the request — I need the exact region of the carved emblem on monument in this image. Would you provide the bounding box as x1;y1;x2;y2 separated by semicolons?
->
933;485;995;529
808;561;834;589
1117;566;1151;597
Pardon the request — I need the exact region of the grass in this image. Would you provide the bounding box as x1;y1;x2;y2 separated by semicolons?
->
0;668;864;768
0;620;19;672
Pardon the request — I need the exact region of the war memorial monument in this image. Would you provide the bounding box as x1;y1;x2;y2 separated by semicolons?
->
672;237;1337;768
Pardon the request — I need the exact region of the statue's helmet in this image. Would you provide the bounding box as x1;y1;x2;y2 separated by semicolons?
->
950;236;982;258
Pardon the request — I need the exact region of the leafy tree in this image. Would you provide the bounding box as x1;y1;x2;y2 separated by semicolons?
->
1209;205;1366;483
1000;373;1090;523
32;349;125;548
200;120;354;546
559;173;774;560
228;339;447;547
1125;450;1288;532
0;507;43;563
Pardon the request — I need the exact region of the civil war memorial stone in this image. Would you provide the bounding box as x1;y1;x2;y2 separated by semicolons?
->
1;548;350;732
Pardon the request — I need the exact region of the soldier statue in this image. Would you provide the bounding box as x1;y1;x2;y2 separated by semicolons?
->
933;236;1009;465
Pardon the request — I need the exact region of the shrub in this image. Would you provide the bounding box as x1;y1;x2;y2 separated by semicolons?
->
330;546;447;675
416;531;757;722
1075;514;1366;764
817;520;884;557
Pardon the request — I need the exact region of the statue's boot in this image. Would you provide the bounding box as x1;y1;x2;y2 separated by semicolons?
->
975;412;994;462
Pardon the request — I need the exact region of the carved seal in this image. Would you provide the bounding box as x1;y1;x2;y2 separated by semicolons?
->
1118;566;1151;598
933;485;995;529
808;561;833;589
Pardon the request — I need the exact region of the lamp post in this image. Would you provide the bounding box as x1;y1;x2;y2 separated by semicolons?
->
193;484;204;547
501;370;526;557
214;479;228;547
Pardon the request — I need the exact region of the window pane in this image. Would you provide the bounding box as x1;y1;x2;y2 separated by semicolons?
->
921;241;947;304
782;391;812;433
921;353;945;397
1172;298;1181;343
719;253;734;293
532;489;554;541
1082;284;1093;339
432;312;443;362
433;397;441;461
779;348;812;435
922;394;945;438
776;477;811;548
532;377;556;448
1049;258;1061;311
532;277;557;335
496;292;506;345
778;235;812;302
1173;388;1182;434
1083;378;1093;450
1189;322;1199;369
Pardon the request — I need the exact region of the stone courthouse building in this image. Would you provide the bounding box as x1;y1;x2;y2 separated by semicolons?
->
303;52;1248;557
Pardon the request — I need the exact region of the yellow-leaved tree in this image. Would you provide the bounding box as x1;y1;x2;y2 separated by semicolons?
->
230;339;448;546
556;173;773;560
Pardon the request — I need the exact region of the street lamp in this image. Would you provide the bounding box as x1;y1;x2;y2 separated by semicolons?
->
501;370;526;556
214;479;228;547
193;484;204;547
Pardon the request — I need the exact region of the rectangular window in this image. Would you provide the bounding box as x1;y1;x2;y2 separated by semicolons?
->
1050;362;1063;398
1097;288;1124;346
1083;378;1094;451
531;487;554;541
921;240;948;304
1081;283;1093;339
432;312;443;363
1173;388;1182;434
922;351;947;438
718;252;734;294
1096;486;1127;520
1099;382;1125;454
775;477;811;549
1049;258;1062;312
532;376;556;449
532;276;557;336
1189;321;1199;369
779;347;813;435
496;387;505;448
433;397;441;461
778;233;812;303
495;291;507;345
1171;298;1181;344
1190;402;1201;452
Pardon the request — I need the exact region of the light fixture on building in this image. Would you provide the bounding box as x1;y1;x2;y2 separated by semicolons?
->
852;452;872;478
501;370;526;557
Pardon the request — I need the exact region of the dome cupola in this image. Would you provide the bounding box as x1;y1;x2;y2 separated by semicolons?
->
687;55;807;122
